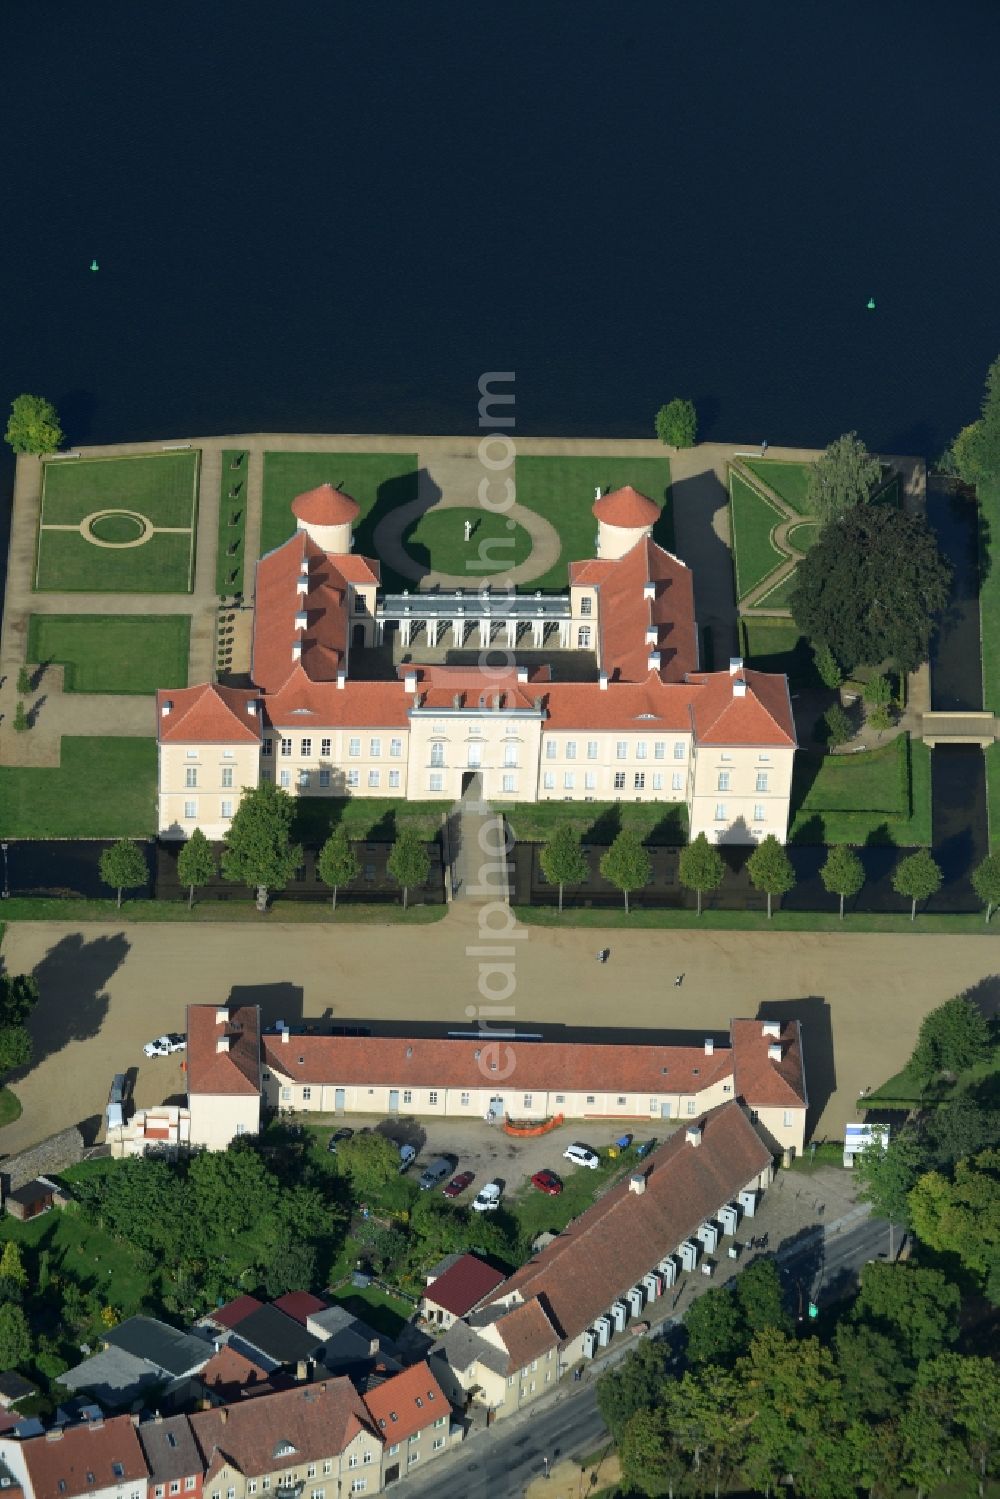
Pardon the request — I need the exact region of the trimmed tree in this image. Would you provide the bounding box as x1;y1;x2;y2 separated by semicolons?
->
539;824;588;914
746;834;795;919
892;848;943;922
12;702;28;734
806;431;882;523
15;667;30;697
317;826;360;911
678;831;725;916
911;995;991;1080
971;852;1000;923
221;781;302;912
599;829;651;915
824;702;853;748
4;394;63;455
812;641;842;690
655;398;697;449
387;828;431;910
99;839;147;910
176;827;217;909
820;844;865;919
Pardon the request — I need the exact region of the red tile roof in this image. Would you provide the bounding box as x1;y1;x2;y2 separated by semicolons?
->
157;684;263;745
491;1297;560;1371
541;674;695;732
271;1291;328;1326
687;669;797;747
263;1033;735;1096
265;669;411;728
486;1102;773;1346
570;538;697;684
731;1019;807;1110
198;1342;272;1397
206;1295;263;1330
291;485;360;527
189;1379;375;1478
593;485;661;529
422;1253;507;1318
187;1004;261;1098
21;1415;147;1499
362;1360;448;1444
253;534;348;692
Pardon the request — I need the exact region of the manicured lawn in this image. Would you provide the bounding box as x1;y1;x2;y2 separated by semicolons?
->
259;453;419;576
401;506;534;576
0;897;447;924
325;1285;413;1339
0;737;156;837
987;741;1000;852
739;616;823;690
788;735;932;846
291;797;442;845
514;903;996;935
36;453;199;593
979;479;1000;714
511;456;673;591
728;470;785;601
754;570;798;609
0;1088;22;1128
217;449;249;594
743;459;814;514
786;520;822;553
27;614;190;694
506;800;687;845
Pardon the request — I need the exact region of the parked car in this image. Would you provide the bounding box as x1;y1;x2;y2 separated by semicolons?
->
327;1126;355;1154
530;1169;563;1196
399;1144;417;1172
106;1073;129;1131
143;1033;186;1058
419;1157;452;1191
563;1142;600;1169
443;1170;475;1198
472;1181;503;1213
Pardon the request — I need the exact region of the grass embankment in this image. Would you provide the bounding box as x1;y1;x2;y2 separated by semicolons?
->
511;456;672;590
291;797;442;844
505;800;687;845
728;470;785;601
978;480;1000;849
0;738;156;838
866;1038;1000;1113
789;734;932;846
217;449;249;594
0;898;447;925
259;453;419;578
514;905;998;935
26;615;190;695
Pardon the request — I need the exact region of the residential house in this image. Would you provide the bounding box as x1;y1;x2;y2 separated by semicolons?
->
419;1255;507;1332
137;1416;202;1499
186;1005;261;1150
359;1363;453;1489
189;1379;380;1499
222;1307;324;1375
1;1415;148;1499
304;1309;401;1383
62;1321;211;1412
194;1346;284;1407
269;1295;327;1328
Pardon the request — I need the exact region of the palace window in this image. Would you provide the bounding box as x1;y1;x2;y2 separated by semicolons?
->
717;772;730;791
756;772;769;792
281;738;292;757
300;738;312;757
221;767;234;788
614;771;625;790
389;770;401;788
390;738;403;757
580;596;592;615
673;742;685;760
321;737;331;756
587;741;598;760
634;772;645;790
577;627;591;648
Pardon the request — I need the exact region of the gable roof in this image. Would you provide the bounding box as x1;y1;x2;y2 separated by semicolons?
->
197;1343;273;1400
229;1305;323;1366
137;1416;202;1483
687;668;796;747
362;1361;448;1444
489;1297;560;1372
569;537;698;685
157;684;263;745
102;1317;211;1379
421;1253;506;1319
188;1379;375;1477
265;668;410;729
21;1416;147;1499
186;1005;261;1099
593;486;660;529
484;1101;773;1347
731;1019;807;1110
204;1295;263;1331
271;1292;328;1327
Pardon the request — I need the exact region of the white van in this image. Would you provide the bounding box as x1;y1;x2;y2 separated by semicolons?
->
106;1074;128;1131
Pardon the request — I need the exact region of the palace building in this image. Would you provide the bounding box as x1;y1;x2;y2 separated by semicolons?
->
157;484;796;843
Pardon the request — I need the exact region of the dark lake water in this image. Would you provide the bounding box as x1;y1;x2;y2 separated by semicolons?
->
1;0;999;461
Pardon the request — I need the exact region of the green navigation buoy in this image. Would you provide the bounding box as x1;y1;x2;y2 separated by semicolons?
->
90;259;99;272
867;296;875;310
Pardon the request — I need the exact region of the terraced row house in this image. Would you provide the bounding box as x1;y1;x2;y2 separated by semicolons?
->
157;482;796;844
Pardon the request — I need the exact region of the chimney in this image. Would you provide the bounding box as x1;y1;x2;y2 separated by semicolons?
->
215;1006;229;1024
647;652;661;671
628;1171;647;1195
161;700;173;717
733;679;747;697
292;641;302;661
45;1430;63;1442
645;628;658;645
216;1036;231;1054
295;1360;309;1382
761;1020;781;1038
336;670;346;690
294;611;308;631
768;1042;783;1062
704;1038;714;1055
404;671;417;694
220;1409;228;1424
643;582;655;601
368;1337;379;1356
280;1023;290;1044
685;1124;702;1148
599;671;608;691
517;666;529;683
729;657;744;676
319;1382;327;1394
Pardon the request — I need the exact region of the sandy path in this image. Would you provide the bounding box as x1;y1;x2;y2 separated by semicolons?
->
2;909;998;1156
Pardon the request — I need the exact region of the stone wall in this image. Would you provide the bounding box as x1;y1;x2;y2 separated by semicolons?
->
1;1125;85;1194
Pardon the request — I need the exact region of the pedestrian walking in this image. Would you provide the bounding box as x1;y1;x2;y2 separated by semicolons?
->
674;973;684;987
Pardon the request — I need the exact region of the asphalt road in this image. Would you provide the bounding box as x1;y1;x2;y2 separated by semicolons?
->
402;1209;884;1499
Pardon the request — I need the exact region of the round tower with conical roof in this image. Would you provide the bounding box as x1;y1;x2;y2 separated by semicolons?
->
592;485;660;559
290;484;360;554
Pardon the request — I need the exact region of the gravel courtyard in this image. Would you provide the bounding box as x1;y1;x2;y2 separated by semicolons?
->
1;907;998;1155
